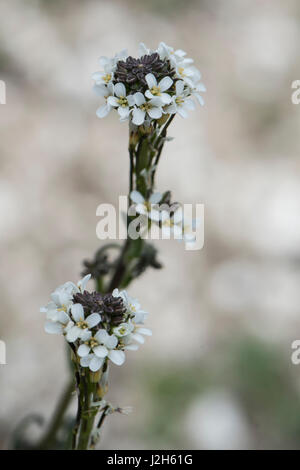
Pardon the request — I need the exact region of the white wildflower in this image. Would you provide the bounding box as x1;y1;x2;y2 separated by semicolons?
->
145;73;173;104
165;80;195;118
130;190;162;221
107;83;135;120
132;93;163;126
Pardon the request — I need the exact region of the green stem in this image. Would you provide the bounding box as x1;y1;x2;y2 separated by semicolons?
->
76;378;97;450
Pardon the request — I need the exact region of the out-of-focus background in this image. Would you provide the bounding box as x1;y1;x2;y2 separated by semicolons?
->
1;0;300;450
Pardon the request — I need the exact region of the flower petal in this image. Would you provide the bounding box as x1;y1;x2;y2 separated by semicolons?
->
160;93;172;104
93;345;108;358
194;93;205;106
96;103;111;118
130;190;144;204
108;350;125;366
86;313;101;328
89;356;104;372
105;334;118;349
147;107;162;119
77;344;91;357
92;71;103;81
81;330;91;342
149;192;162;204
57;310;70;324
124;343;139;351
175;80;185;95
159;76;173;91
145;73;157;89
145;90;154;100
80;354;93;367
78;274;91;292
139;42;149;56
127;95;135;106
133;92;145;106
132;107;145;125
71;303;84;322
93;84;108;97
118;106;130;118
107;96;119;107
138;327;152;336
185;99;195;111
44;321;63;335
132;333;145;344
177;107;188;118
95;329;109;343
114;82;126;97
66;325;81;342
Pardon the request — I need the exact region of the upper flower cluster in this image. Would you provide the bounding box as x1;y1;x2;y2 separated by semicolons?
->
41;275;151;372
93;42;206;125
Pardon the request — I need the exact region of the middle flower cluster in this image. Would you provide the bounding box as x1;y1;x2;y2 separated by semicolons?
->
41;275;151;372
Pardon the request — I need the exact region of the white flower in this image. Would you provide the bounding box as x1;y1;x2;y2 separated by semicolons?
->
139;42;152;56
132;93;163;126
157;42;190;67
161;206;184;239
191;82;206;106
165;81;195;118
44;310;74;336
175;63;201;88
130;325;152;345
41;275;91;322
77;274;91;292
50;282;76;311
66;304;101;343
161;208;199;245
145;73;173;104
107;83;135;120
79;329;125;371
112;288;148;324
113;322;134;337
122;321;152;349
92;49;128;86
130;190;162;221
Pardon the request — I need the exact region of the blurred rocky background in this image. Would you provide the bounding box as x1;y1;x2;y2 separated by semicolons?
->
1;0;300;449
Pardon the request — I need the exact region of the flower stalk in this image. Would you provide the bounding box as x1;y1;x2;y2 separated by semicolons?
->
33;41;205;451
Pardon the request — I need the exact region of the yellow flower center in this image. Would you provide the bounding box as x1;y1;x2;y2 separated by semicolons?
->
163;218;174;227
85;337;99;348
150;86;161;96
175;96;184;106
117;96;128;107
57;305;67;312
76;318;88;329
140;102;152;112
103;73;111;84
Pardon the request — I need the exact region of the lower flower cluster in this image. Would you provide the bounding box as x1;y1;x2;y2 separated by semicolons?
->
41;275;151;372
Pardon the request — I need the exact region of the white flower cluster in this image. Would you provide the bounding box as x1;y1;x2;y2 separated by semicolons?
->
130;190;198;245
41;275;151;372
93;42;206;125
